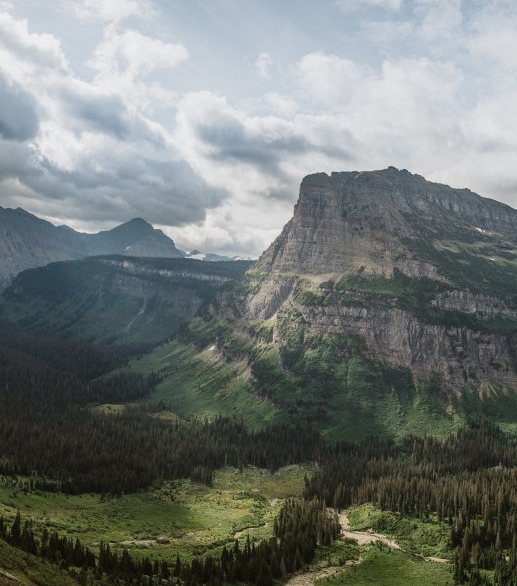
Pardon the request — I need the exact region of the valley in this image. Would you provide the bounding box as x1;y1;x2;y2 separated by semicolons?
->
3;168;517;585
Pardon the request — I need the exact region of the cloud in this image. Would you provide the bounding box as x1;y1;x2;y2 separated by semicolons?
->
296;52;369;108
0;12;69;79
64;0;152;23
175;90;351;208
169;200;287;259
292;51;465;183
255;52;273;79
0;75;39;140
336;0;403;12
0;11;223;233
467;1;517;71
88;26;188;82
4;1;517;258
55;81;130;138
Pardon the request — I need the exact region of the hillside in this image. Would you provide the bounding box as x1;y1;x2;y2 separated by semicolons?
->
148;168;517;439
0;207;183;289
0;256;251;344
4;169;517;586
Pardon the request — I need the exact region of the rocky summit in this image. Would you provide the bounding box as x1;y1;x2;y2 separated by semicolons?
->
256;166;517;277
227;168;517;432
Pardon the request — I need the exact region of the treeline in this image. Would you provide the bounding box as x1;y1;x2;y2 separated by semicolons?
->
304;420;517;585
0;403;323;494
0;319;154;405
0;320;325;493
0;500;339;586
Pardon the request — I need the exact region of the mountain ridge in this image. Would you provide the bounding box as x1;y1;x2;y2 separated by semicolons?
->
5;168;517;439
0;207;184;288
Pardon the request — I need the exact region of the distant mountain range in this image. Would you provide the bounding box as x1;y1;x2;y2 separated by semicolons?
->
0;207;244;289
184;249;252;262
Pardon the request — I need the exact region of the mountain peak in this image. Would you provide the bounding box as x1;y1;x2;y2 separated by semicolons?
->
0;208;183;288
256;168;517;277
105;217;154;238
89;217;183;258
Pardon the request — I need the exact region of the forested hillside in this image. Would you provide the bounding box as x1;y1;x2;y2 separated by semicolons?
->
2;317;517;584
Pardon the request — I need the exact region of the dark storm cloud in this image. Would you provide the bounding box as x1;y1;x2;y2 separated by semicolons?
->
0;75;39;141
196;114;351;190
61;87;131;139
0;137;226;228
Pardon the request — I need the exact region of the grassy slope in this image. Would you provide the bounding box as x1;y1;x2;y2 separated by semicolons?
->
127;339;279;429
124;326;466;441
320;549;453;586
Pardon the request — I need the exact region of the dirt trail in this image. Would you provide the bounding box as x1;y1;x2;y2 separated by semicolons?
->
286;511;401;586
338;512;400;549
285;565;352;586
286;510;448;586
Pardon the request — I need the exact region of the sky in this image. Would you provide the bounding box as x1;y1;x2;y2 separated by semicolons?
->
1;0;517;257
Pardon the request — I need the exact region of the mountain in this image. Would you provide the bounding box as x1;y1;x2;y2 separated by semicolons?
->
83;217;183;258
0;207;184;289
5;168;517;440
255;166;517;276
175;167;517;438
1;256;251;344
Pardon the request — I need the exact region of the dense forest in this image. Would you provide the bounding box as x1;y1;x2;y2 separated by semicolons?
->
4;320;517;584
0;320;324;493
304;421;517;585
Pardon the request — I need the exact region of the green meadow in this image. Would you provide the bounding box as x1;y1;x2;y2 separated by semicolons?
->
0;465;311;566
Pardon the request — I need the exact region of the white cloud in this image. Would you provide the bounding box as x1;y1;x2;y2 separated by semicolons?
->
0;12;69;81
64;0;151;23
467;1;517;71
255;52;273;79
169;200;289;258
296;52;369;108
89;26;188;82
336;0;403;12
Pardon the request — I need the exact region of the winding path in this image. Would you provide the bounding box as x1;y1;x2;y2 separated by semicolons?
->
286;510;447;586
338;512;401;549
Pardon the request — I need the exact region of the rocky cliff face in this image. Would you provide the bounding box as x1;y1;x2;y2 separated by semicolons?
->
241;168;517;397
256;167;517;277
0;208;184;289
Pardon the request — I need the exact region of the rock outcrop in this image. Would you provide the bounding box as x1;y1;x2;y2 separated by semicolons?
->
242;167;517;394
